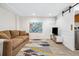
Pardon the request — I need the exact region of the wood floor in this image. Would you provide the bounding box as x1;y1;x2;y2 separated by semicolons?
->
49;39;79;56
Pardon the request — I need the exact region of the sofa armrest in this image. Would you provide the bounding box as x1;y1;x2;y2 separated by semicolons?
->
3;39;12;56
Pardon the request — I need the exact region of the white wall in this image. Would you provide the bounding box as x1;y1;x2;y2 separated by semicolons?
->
56;9;75;51
19;17;55;39
0;6;19;31
15;15;20;30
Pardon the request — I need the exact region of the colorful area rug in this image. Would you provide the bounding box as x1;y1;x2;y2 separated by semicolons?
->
23;47;52;56
17;39;52;56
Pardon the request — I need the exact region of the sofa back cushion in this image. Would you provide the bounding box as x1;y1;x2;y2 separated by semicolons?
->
0;32;10;39
10;30;19;38
2;30;11;39
19;31;27;36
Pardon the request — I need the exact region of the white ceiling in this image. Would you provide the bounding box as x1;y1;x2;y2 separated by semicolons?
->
1;3;73;17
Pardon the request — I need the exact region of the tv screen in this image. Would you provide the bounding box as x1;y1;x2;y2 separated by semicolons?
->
52;27;58;35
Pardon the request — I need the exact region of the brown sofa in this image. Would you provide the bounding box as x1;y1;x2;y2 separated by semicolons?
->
0;30;29;56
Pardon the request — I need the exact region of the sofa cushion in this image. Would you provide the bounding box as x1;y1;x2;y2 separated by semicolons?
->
12;37;27;49
19;31;27;36
0;32;10;39
17;36;29;40
2;30;11;39
10;30;19;38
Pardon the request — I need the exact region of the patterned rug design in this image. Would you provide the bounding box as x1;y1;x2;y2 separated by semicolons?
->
17;39;52;56
23;47;52;56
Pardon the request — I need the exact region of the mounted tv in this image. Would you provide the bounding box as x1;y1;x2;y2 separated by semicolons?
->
52;27;58;35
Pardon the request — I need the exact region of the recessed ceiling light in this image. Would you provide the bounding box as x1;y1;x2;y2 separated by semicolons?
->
48;13;52;16
32;13;36;16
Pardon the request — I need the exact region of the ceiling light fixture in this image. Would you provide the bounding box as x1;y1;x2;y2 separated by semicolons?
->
48;13;52;16
32;13;36;16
